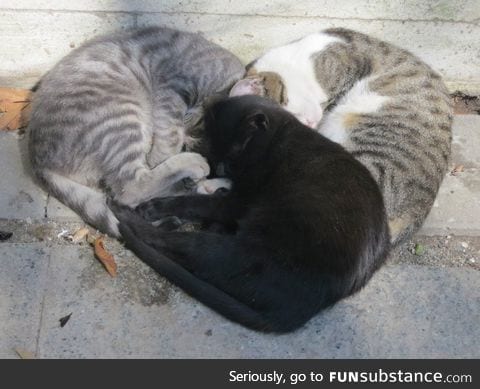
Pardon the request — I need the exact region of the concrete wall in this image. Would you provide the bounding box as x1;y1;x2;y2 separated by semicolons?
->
1;0;479;92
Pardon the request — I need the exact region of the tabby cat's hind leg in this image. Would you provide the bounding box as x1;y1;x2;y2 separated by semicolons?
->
147;94;188;169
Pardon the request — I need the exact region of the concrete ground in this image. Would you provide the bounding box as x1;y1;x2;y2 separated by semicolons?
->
0;115;479;359
1;1;480;92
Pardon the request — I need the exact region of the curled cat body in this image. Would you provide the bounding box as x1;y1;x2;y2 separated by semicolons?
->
113;95;390;332
28;26;244;237
230;28;453;245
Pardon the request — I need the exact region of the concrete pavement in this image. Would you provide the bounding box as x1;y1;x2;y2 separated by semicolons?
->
1;1;479;92
0;115;479;358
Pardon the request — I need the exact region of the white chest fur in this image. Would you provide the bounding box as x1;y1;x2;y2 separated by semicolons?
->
254;33;343;127
319;78;390;144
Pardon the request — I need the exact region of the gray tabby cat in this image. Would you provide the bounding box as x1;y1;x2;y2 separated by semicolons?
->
28;26;245;237
230;28;452;245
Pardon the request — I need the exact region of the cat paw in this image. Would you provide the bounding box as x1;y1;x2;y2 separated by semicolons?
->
136;199;168;222
172;152;210;182
152;215;183;231
165;152;210;182
196;178;232;195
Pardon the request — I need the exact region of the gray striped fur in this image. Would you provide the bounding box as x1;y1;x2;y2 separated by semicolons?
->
28;27;245;237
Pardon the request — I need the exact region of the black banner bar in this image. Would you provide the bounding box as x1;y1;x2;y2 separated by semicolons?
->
1;359;477;387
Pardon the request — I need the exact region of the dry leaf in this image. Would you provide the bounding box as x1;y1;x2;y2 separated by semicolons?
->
14;348;35;359
450;164;464;176
0;87;32;131
67;227;90;243
59;313;72;328
86;232;97;245
94;237;117;277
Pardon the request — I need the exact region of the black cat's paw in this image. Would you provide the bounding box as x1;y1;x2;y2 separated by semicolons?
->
215;187;230;195
152;216;183;231
135;199;170;222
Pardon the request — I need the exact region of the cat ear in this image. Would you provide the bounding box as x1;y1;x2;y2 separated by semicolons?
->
238;111;269;152
247;112;269;131
229;77;264;97
280;81;289;105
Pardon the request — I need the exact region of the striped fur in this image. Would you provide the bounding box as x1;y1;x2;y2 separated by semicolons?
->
231;28;452;245
28;27;245;237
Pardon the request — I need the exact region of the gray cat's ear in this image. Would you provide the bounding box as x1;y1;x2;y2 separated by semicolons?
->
247;112;269;131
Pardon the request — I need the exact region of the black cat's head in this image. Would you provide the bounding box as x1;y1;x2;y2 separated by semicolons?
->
205;95;282;177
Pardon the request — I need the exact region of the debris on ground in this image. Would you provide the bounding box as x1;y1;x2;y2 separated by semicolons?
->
66;227;90;243
451;91;480;115
59;313;72;328
413;243;425;256
57;229;69;239
93;237;118;277
1;220;119;276
14;348;35;359
389;235;479;271
450;164;464;176
0;87;32;131
0;230;13;241
55;226;118;277
31;224;55;242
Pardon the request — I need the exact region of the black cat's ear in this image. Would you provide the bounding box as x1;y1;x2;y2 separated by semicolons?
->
247;112;269;131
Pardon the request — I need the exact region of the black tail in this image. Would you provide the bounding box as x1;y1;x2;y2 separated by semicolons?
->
118;220;295;333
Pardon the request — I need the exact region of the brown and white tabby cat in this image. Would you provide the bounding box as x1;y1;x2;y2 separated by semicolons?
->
28;27;245;237
230;28;453;245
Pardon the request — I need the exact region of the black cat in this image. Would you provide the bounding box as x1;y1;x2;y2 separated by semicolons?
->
111;95;390;333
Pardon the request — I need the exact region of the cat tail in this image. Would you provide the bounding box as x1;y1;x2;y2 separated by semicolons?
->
38;170;120;237
116;213;289;333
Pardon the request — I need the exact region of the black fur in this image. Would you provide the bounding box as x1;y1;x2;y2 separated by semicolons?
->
112;95;390;332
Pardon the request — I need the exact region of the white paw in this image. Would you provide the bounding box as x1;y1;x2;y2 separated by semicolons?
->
196;178;233;195
165;152;210;182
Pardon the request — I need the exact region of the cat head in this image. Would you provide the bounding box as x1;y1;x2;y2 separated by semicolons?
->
205;95;282;177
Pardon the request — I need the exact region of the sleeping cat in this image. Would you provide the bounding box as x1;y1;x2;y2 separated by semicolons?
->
230;28;453;245
28;26;244;237
111;95;390;332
